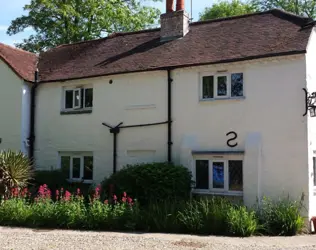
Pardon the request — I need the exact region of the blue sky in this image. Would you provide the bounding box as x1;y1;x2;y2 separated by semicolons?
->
0;0;213;46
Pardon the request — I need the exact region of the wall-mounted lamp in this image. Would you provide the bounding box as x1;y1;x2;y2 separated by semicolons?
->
303;88;316;117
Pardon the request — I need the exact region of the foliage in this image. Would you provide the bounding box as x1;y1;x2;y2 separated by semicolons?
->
138;200;184;232
251;0;316;19
257;196;305;236
32;170;92;199
199;0;258;20
178;197;236;235
7;0;162;53
101;162;193;205
0;150;33;198
226;206;258;236
0;198;32;226
0;184;305;237
199;0;316;21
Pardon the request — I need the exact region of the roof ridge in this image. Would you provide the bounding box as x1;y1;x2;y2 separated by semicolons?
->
50;9;312;51
190;10;271;26
0;42;36;56
190;9;312;26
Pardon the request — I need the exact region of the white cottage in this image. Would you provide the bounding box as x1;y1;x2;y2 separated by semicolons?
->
0;43;36;155
2;0;316;223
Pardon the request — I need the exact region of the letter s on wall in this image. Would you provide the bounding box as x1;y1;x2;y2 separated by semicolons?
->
226;131;238;147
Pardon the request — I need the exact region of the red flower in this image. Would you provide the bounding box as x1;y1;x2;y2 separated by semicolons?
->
77;188;80;195
127;197;133;204
113;195;117;201
22;188;28;196
95;185;101;194
104;199;108;204
64;190;71;201
55;190;60;200
11;187;19;198
123;192;127;197
122;197;127;203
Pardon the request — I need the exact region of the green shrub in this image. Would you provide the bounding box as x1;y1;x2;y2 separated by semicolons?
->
0;198;31;226
226;206;258;237
257;197;304;236
87;199;112;229
138;200;184;232
177;197;232;235
101;162;193;204
0;150;33;197
32;170;68;189
32;170;92;201
177;200;203;233
54;197;86;229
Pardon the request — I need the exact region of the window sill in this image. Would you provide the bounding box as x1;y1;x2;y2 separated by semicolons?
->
66;179;93;184
192;189;243;197
199;96;245;102
60;109;92;115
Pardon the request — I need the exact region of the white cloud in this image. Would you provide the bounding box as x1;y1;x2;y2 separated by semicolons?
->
0;25;8;31
1;39;22;46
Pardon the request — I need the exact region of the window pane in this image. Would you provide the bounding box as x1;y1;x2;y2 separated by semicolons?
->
72;157;81;179
313;157;316;186
84;88;93;108
65;90;73;109
61;156;70;177
231;73;243;97
229;160;243;191
196;160;209;189
217;76;227;96
84;156;93;180
74;90;81;108
213;162;224;189
202;76;214;99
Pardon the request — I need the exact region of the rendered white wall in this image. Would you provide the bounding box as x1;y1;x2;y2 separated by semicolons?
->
34;55;309;215
34;71;168;181
171;56;308;209
0;60;23;152
306;27;316;219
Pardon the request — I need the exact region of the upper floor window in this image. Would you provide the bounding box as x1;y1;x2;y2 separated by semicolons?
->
201;73;243;100
63;87;93;111
194;156;243;195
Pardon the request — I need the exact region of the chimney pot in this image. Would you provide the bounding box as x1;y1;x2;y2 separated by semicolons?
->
166;0;174;13
176;0;185;11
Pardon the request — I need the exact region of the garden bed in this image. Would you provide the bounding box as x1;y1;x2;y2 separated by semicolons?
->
0;184;305;237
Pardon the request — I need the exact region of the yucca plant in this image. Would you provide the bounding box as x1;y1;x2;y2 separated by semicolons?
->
0;150;33;198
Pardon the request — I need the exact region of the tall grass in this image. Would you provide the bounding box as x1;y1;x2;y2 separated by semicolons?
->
257;196;304;236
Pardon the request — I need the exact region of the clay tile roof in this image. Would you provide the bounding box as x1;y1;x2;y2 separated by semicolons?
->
38;9;315;82
0;43;37;82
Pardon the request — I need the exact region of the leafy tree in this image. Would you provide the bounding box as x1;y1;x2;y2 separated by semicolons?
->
7;0;162;52
251;0;316;19
199;0;258;21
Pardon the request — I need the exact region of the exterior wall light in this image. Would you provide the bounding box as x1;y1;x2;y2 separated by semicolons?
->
303;88;316;117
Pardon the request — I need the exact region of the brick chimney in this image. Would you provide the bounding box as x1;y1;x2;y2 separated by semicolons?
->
160;0;189;42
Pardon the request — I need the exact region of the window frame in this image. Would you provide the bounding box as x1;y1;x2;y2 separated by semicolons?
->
193;155;243;196
59;152;93;183
62;86;93;111
200;72;244;101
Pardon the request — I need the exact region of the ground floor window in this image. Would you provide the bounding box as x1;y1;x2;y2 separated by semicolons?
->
60;152;93;183
194;155;243;194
